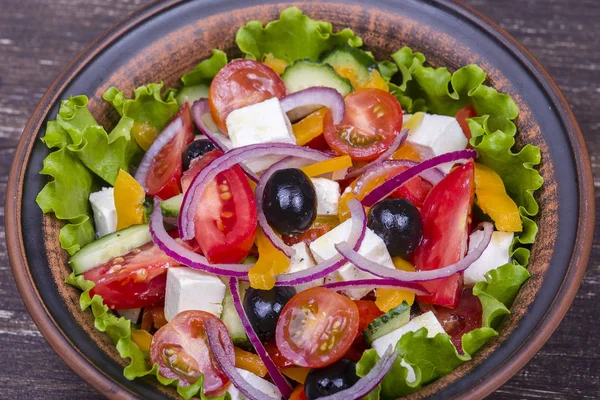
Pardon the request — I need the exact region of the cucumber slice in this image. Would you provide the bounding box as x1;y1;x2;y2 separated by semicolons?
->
176;84;209;106
322;45;377;85
363;301;411;345
221;282;251;348
70;224;152;275
160;194;184;218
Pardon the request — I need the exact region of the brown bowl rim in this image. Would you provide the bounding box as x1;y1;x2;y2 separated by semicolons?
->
5;0;594;399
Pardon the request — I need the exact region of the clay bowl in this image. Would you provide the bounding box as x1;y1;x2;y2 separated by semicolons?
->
5;0;594;399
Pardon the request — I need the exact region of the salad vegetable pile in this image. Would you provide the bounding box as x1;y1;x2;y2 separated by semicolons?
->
36;7;543;400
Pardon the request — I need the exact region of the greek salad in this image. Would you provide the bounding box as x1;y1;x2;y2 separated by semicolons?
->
36;7;542;400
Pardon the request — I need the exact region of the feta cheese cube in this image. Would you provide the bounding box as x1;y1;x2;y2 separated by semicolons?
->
287;242;321;292
310;219;395;299
89;187;117;238
405;113;468;173
464;230;514;286
372;311;445;383
227;368;282;400
311;178;340;216
164;267;226;321
226;97;296;172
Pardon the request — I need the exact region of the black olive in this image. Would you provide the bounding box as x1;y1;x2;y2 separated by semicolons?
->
262;168;317;235
305;359;360;400
367;198;422;258
243;286;296;342
182;139;215;170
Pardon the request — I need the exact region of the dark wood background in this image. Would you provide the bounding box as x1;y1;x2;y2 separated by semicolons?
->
0;0;598;398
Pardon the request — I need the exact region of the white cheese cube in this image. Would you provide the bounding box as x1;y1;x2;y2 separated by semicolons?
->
226;97;296;173
287;242;321;292
372;311;446;383
227;368;282;400
405;113;468;173
89;187;117;238
164;267;226;321
311;178;340;216
464;230;514;286
309;219;395;299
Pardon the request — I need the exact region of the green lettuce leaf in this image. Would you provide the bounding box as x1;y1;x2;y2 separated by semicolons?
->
66;273;228;400
182;49;228;86
236;7;362;63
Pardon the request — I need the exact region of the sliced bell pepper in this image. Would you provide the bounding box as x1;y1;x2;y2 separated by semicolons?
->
333;66;388;91
474;163;522;232
131;329;153;352
114;169;146;230
131;121;159;151
263;53;289;75
300;155;352;178
292;108;328;146
248;228;290;290
375;257;416;312
282;367;311;384
234;347;268;378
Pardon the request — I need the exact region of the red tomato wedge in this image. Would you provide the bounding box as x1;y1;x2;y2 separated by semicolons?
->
149;311;233;394
412;161;475;308
192;155;257;264
323;89;403;162
455;104;477;140
181;149;223;193
275;287;359;368
353;300;383;346
83;242;180;309
389;166;434;208
209;60;287;133
146;103;195;199
281;221;335;247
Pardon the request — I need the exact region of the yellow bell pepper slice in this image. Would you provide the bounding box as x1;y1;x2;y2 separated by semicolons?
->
235;347;268;377
334;67;389;92
301;155;353;178
248;228;290;290
474;163;522;232
131;329;153;352
282;367;311;384
263;53;289;75
375;257;416;312
132;121;159;151
292;108;327;146
114;169;146;230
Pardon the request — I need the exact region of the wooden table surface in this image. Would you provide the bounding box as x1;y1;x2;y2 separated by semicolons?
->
1;0;598;398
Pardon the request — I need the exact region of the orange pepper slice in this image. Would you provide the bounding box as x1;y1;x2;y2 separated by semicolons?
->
114;169;146;230
474;163;522;232
248;228;290;290
334;67;388;92
375;257;416;312
292;108;327;146
131;329;153;352
263;53;289;75
282;367;311;384
234;347;268;378
301;155;352;178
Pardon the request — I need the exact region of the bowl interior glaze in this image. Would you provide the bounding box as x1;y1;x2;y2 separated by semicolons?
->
7;1;593;399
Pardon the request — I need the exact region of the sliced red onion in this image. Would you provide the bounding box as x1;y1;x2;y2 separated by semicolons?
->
191;99;259;183
318;346;399;400
179;143;331;241
361;149;477;207
335;222;494;282
280;87;345;124
228;278;293;398
323;279;430;296
149;199;252;276
345;129;408;180
134;114;184;190
205;320;280;400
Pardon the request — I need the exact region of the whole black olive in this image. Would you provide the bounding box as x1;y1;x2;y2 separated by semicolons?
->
243;286;297;342
305;359;360;400
262;168;317;235
182;139;215;170
367;198;423;258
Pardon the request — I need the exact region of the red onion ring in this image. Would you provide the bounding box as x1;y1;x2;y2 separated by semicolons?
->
280;87;345;124
318;346;399;400
191;99;259;183
335;222;494;282
345;129;409;180
179;143;331;241
149;199;253;276
361;149;477;207
134;112;184;190
228;277;293;398
205;320;280;400
323;279;430;296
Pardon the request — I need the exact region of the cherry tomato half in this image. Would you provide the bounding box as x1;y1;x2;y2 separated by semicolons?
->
209;60;287;133
455;104;477;140
412;161;475;308
83;242;179;309
149;311;233;394
275;287;359;368
146;102;195;199
323;89;403;162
